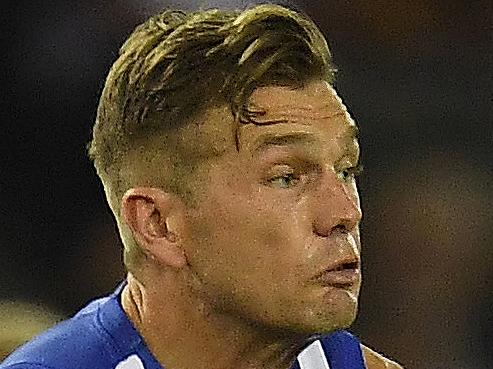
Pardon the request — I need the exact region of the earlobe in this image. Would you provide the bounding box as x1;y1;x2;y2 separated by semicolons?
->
121;188;187;269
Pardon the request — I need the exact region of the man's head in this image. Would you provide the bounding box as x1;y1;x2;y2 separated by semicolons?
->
87;4;361;334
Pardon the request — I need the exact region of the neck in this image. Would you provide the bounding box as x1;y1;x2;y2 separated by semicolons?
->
121;273;313;369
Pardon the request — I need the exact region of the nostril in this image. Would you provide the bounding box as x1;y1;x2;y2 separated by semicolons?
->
330;225;348;235
344;262;358;269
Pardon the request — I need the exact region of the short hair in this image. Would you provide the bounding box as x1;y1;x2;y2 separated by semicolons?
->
86;3;335;271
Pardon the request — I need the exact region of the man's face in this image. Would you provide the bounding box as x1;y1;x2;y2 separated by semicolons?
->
181;80;362;334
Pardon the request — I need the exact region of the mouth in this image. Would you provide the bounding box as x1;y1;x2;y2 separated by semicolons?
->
313;261;360;288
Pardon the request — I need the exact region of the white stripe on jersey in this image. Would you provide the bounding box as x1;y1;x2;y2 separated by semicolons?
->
112;341;333;369
297;340;331;369
115;354;146;369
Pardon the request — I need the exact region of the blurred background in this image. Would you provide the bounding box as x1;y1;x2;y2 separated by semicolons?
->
1;0;492;367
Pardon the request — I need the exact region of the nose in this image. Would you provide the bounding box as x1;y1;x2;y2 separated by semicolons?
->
312;172;362;237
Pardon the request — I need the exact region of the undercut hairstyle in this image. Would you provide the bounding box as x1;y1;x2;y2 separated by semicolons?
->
87;3;335;271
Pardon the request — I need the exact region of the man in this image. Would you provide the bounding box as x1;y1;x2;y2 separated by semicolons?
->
1;4;404;369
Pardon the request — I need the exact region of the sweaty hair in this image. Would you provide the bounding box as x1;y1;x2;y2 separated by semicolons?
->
86;3;335;270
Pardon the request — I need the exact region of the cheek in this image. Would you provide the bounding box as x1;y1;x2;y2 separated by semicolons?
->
186;189;310;289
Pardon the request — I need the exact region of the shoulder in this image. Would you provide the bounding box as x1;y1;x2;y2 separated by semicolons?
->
0;364;57;369
361;344;405;369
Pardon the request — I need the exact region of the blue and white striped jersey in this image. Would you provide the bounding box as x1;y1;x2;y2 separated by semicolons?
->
1;282;365;369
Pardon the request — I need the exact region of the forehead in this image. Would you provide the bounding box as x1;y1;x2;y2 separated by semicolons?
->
239;80;358;153
177;81;357;162
248;80;344;118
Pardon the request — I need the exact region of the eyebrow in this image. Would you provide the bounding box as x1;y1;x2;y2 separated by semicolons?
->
252;132;318;153
252;125;359;153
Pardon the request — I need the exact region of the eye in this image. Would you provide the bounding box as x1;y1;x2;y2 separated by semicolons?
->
337;164;364;182
268;172;300;189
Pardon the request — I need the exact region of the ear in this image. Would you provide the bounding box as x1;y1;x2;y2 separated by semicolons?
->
121;187;187;268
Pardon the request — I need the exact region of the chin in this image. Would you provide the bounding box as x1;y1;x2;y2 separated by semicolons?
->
324;308;357;332
297;296;359;335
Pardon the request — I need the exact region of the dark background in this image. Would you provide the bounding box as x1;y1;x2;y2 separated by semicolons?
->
1;1;492;368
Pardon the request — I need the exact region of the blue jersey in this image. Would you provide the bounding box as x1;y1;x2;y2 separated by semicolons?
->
1;282;366;369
